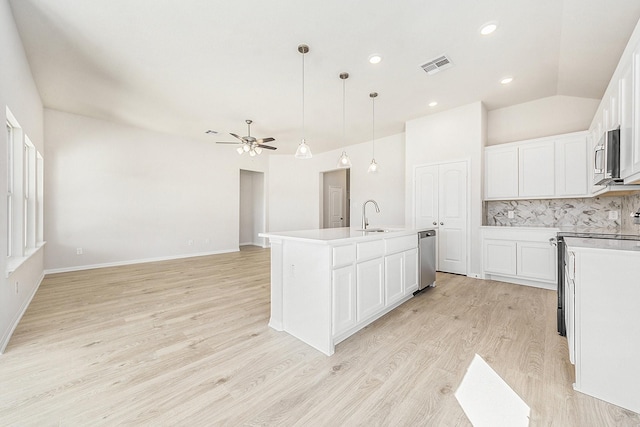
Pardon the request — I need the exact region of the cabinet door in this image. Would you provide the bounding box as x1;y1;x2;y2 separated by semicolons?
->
385;252;404;306
632;41;640;175
485;147;518;199
519;142;555;198
404;248;419;294
332;265;356;337
356;257;385;321
483;239;516;276
517;241;556;282
619;61;634;179
555;135;588;197
565;268;575;365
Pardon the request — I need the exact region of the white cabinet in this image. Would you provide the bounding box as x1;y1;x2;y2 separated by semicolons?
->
485;147;519;199
619;60;634;179
384;247;419;305
356;257;385;322
626;40;640;183
516;241;556;282
519;142;555;198
331;265;356;337
563;251;575;365
565;240;640;414
483;239;516;275
555;136;588;196
484;132;589;200
482;227;557;289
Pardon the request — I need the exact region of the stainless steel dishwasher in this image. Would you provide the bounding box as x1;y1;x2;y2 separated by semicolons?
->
416;229;436;293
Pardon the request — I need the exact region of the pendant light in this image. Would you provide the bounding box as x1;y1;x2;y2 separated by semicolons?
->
367;92;379;173
295;44;313;159
337;72;352;168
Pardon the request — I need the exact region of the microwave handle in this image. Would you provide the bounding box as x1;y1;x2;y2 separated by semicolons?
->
594;145;605;174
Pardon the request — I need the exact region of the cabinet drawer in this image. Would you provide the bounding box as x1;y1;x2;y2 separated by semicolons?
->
357;239;385;261
333;244;356;267
385;234;417;254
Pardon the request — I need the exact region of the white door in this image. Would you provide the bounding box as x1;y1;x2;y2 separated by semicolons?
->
438;162;467;275
415;165;438;230
415;161;467;275
329;186;344;228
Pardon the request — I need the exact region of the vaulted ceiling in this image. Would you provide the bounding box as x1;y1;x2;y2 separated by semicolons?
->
9;0;640;154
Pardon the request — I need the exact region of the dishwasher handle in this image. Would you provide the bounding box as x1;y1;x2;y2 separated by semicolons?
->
419;230;436;238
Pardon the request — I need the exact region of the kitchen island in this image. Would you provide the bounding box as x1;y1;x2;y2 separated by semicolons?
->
260;227;424;356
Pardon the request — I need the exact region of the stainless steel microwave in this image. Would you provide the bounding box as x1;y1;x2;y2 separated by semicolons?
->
594;128;621;186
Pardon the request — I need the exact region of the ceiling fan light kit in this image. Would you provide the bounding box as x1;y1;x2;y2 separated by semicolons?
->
337;72;352;168
295;44;313;159
368;92;379;174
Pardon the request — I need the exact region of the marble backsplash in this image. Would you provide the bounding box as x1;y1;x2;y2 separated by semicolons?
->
621;192;640;234
485;197;623;231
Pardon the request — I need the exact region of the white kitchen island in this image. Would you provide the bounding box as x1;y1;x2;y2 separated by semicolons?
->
260;227;423;356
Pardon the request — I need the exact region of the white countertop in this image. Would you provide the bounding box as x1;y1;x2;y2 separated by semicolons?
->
564;237;640;253
260;227;429;245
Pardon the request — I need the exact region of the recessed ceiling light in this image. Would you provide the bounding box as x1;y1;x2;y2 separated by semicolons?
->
368;54;382;64
480;22;498;36
500;76;513;85
428;101;438;107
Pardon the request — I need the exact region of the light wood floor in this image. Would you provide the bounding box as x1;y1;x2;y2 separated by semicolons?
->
1;246;638;426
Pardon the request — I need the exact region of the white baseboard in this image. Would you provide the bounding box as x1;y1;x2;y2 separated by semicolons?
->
0;272;45;354
44;249;239;275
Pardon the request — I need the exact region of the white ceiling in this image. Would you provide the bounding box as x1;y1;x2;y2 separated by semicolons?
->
8;0;640;154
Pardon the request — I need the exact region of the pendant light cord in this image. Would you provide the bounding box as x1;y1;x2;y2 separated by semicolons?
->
301;50;305;139
371;95;375;158
342;78;346;145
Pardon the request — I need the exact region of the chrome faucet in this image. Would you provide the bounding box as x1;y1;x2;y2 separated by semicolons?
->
362;199;380;229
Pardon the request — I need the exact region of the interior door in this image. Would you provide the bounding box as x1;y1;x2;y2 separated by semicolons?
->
415;161;467;275
329;185;344;228
438;162;467;275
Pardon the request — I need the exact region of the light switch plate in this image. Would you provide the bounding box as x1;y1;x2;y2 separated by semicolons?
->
608;211;618;220
508;211;515;219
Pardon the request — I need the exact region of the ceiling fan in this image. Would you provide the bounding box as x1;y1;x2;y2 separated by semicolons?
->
208;119;276;156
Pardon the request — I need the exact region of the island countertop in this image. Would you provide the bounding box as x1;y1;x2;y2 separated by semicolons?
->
259;226;421;245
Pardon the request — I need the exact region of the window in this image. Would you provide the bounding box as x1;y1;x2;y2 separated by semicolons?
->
6;107;44;274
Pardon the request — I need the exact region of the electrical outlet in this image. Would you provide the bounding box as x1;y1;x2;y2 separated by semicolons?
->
76;248;83;255
188;239;194;246
608;211;619;220
508;211;515;219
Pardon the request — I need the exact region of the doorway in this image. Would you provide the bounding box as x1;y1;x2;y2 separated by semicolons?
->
321;169;350;229
239;169;266;247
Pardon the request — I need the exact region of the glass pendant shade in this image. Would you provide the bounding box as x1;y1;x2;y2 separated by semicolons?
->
337;151;352;168
254;146;262;155
295;138;312;159
368;159;379;173
236;146;244;155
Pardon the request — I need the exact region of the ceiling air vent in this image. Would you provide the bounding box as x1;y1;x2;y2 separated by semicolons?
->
420;55;453;75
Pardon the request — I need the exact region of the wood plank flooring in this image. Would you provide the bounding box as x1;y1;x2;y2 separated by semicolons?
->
1;246;638;426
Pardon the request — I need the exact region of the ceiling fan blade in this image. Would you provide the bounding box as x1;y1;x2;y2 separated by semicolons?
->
257;144;277;150
229;132;244;142
256;137;275;144
216;141;241;145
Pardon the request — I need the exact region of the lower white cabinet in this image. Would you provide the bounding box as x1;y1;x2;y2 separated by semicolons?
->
331;265;356;337
482;227;557;289
385;248;419;305
356;257;385;321
565;240;640;414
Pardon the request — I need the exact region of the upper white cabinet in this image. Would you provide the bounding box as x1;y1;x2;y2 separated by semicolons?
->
555;135;589;196
484;132;588;200
485;147;518;199
519;141;555;198
627;39;640;183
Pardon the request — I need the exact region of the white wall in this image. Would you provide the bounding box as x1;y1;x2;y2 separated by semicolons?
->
405;102;486;278
44;109;269;271
0;0;45;352
487;95;599;145
269;133;406;232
